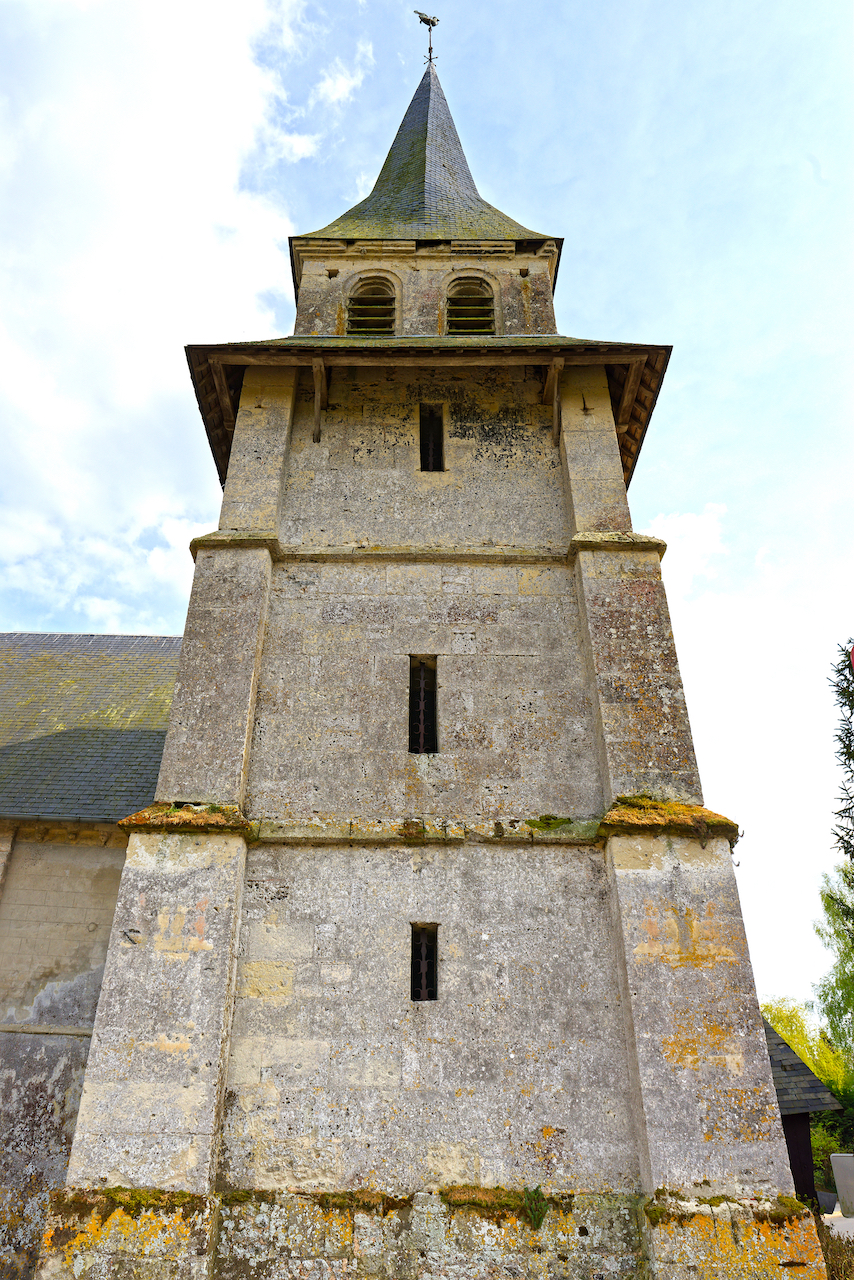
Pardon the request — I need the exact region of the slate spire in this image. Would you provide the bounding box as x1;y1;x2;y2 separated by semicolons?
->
304;63;548;241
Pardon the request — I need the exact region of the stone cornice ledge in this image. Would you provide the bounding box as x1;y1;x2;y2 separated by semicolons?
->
120;803;254;836
191;530;283;561
191;529;567;566
569;531;666;559
599;795;739;844
119;803;737;846
255;817;601;845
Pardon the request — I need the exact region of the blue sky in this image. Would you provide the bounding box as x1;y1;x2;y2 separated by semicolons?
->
0;0;851;1005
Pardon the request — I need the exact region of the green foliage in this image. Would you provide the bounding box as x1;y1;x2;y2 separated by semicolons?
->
830;640;854;862
816;860;854;1064
761;997;848;1092
761;998;854;1192
522;1185;548;1230
813;640;854;1072
811;1119;841;1193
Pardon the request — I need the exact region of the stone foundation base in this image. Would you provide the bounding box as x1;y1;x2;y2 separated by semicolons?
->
33;1187;827;1279
644;1193;826;1278
34;1189;217;1280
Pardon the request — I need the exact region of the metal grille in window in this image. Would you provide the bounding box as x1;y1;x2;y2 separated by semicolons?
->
347;280;395;335
446;279;495;335
411;924;438;1001
409;656;437;754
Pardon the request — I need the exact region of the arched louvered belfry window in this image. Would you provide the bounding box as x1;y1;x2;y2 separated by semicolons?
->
446;278;495;335
347;279;396;335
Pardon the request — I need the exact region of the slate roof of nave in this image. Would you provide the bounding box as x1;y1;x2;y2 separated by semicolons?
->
0;633;180;824
763;1018;841;1116
300;63;550;242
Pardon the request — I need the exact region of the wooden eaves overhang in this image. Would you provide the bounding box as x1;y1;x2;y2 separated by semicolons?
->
186;335;671;489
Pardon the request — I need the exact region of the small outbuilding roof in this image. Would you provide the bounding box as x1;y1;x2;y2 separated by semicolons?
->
763;1018;842;1117
0;633;180;825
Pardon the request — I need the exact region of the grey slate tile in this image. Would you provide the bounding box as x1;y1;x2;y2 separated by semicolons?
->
763;1017;841;1116
0;633;181;824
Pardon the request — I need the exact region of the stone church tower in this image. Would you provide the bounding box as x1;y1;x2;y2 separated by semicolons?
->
35;64;826;1278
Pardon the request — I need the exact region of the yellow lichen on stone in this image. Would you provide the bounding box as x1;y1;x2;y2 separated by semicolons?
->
633;902;739;969
119;802;252;835
599;794;739;843
661;1013;744;1076
647;1209;825;1278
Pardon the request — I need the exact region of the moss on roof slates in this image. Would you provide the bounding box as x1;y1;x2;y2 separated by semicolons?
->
0;633;181;824
301;64;550;243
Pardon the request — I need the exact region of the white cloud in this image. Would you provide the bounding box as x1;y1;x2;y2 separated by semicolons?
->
313;39;374;106
646;502;728;598
0;0;305;633
277;132;321;162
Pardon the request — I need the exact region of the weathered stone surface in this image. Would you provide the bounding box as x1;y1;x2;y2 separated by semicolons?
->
215;1189;641;1279
156;548;272;807
641;1195;825;1279
120;803;253;836
279;364;567;552
575;546;701;805
0;834;124;1277
219;367;298;535
65;831;246;1194
246;554;601;822
607;833;793;1197
0;1034;90;1278
222;841;636;1194
559;366;631;537
35;1188;217;1280
293;246;558;339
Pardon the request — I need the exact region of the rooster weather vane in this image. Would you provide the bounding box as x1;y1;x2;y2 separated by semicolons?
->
414;10;439;63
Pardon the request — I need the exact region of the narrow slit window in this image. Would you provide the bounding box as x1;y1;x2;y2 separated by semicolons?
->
419;405;444;472
347;279;395;335
446;278;495;335
411;924;438;1001
408;656;438;754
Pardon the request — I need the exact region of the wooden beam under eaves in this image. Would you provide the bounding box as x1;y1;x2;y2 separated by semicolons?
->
193;344;665;371
615;358;646;428
542;358;564;445
208;357;236;432
312;358;328;443
542;357;564;407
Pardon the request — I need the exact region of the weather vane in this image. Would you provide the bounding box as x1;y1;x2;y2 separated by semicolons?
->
414;10;439;63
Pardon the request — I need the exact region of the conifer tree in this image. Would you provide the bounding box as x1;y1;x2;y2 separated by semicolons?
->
815;640;854;1062
830;640;854;861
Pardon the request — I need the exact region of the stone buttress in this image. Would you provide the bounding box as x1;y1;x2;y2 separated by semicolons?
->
35;63;826;1280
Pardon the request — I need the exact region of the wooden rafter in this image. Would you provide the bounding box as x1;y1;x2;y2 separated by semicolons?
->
542;357;564;445
615;358;645;428
312;358;328;443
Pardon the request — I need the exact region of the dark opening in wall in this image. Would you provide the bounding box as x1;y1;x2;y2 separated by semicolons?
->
409;656;437;754
419;405;444;472
411;924;438;1001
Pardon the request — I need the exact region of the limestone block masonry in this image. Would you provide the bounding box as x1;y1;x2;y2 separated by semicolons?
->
32;60;826;1280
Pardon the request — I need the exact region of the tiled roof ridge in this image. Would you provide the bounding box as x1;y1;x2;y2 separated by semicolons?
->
0;633;181;651
301;64;550;242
